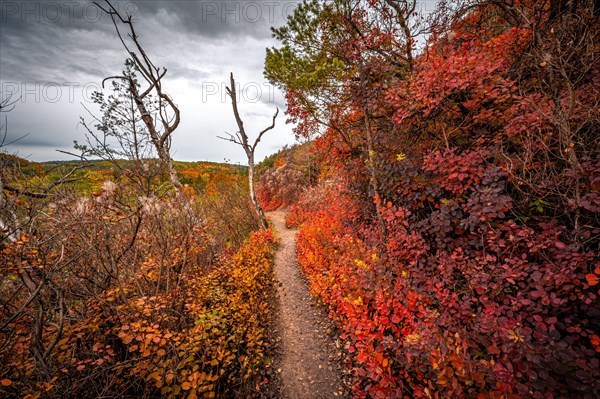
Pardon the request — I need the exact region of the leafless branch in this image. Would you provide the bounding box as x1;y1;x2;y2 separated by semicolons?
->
223;72;278;229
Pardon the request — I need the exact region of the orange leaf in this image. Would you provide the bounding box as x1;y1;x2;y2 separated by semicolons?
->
1;379;12;387
181;382;191;391
586;273;599;286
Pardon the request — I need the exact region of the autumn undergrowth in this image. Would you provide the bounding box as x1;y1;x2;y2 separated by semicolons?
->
0;178;278;399
258;1;600;398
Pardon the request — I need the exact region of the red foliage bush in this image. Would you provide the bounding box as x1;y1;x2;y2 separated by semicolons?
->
296;182;599;398
285;4;600;397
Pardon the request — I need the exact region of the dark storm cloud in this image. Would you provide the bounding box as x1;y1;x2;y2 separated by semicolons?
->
1;0;121;83
0;1;296;83
0;0;299;162
131;1;297;39
0;0;294;38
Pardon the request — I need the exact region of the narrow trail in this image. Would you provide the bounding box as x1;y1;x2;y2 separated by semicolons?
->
267;210;345;399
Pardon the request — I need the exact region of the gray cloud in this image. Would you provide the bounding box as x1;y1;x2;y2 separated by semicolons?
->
132;0;298;39
0;0;298;84
0;0;300;163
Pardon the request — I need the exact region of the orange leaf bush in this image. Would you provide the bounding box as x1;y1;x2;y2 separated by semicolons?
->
1;185;277;398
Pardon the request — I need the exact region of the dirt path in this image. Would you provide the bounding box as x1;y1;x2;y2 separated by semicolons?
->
267;210;345;399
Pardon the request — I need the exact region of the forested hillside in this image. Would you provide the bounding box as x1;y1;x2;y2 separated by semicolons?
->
259;0;600;398
2;156;247;195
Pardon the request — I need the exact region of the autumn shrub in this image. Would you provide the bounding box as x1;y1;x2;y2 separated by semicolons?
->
1;177;277;398
284;178;346;228
60;229;276;399
198;176;261;248
260;1;600;397
257;143;317;211
295;178;599;398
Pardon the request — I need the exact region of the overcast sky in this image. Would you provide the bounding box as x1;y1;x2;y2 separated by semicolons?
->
0;0;300;163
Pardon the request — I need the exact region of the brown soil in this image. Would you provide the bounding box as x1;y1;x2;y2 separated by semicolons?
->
267;210;346;399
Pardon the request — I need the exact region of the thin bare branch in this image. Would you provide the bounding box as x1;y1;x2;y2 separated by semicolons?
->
252;108;279;153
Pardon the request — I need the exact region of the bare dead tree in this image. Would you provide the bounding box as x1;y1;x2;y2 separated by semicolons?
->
94;0;187;205
219;73;278;230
